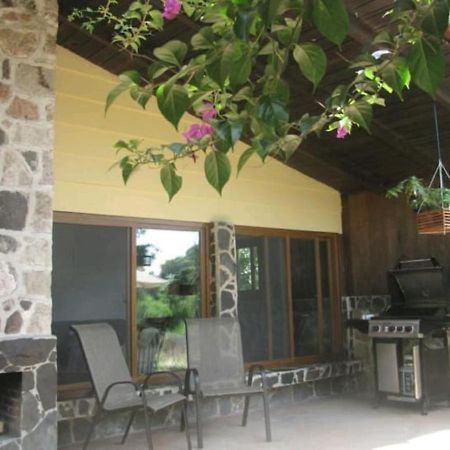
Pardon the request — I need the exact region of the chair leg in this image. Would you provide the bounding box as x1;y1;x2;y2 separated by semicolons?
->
121;410;136;444
180;402;186;432
142;406;154;450
181;400;192;450
262;391;272;442
242;395;250;426
82;406;101;450
194;394;203;449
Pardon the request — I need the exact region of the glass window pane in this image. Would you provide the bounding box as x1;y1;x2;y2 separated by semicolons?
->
237;235;289;362
320;240;333;354
290;239;319;356
136;228;201;373
52;223;129;385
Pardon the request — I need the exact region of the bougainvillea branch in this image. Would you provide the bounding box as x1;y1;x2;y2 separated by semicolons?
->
70;0;450;199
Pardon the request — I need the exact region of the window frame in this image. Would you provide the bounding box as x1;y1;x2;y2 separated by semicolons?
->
54;211;210;398
235;225;343;367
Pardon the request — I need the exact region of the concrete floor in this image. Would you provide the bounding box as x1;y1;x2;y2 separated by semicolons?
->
66;395;450;450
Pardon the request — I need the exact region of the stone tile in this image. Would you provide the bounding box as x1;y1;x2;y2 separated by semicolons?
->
6;96;39;120
0;234;19;254
0;30;39;58
22;410;57;450
30;191;52;232
0;191;28;230
1;59;10;79
15;64;53;97
21;391;41;432
5;310;22;334
26;302;51;334
0;81;11;103
22;237;51;267
37;362;56;410
57;420;73;448
24;270;50;296
21;151;38;171
0;150;33;187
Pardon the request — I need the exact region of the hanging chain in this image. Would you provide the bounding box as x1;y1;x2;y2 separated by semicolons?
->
418;102;450;212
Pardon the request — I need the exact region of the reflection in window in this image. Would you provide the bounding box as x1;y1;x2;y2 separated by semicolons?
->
237;246;260;291
237;235;289;363
52;223;129;385
136;228;200;373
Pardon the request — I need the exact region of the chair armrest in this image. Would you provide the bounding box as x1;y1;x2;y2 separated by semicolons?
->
142;371;183;393
247;364;269;391
184;368;201;396
100;381;138;407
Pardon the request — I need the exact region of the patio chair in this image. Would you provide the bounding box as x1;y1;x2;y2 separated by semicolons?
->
183;317;271;448
71;323;191;450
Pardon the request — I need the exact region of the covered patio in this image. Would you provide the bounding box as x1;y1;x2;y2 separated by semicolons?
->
1;1;450;449
64;395;450;450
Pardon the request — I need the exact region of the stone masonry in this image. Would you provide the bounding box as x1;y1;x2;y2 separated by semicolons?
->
210;222;238;317
0;336;57;449
0;0;58;335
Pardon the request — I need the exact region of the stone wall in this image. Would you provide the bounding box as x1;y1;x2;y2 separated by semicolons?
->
0;336;57;449
0;0;57;335
342;295;391;390
209;222;238;317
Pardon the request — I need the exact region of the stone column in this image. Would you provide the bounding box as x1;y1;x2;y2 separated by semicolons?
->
0;0;58;335
210;222;238;317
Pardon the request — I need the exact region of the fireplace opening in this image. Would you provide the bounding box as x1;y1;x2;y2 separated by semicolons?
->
0;372;22;439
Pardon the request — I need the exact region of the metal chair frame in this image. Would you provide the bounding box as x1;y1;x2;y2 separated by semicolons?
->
71;323;191;450
182;318;272;448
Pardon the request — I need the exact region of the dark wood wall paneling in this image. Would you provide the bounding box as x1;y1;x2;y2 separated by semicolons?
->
342;192;450;295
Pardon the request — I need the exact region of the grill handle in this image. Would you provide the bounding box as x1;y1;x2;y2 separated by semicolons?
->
396;258;440;270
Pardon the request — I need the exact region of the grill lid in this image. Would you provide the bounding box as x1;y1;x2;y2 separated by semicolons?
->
388;258;449;313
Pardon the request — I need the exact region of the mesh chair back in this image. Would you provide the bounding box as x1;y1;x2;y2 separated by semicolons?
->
71;323;135;405
186;318;245;390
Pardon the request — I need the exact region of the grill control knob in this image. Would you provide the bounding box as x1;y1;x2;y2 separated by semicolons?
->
371;325;380;333
396;326;404;332
388;326;396;332
405;326;413;333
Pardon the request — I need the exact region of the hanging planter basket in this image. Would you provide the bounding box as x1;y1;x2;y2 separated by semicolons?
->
417;208;450;235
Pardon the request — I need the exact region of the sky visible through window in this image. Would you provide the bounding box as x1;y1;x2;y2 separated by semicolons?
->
137;229;199;276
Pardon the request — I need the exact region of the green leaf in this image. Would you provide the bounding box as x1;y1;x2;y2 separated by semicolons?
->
154;40;188;67
105;82;130;114
118;70;141;84
312;0;349;47
281;135;302;161
206;43;235;87
256;95;289;126
344;100;373;132
234;10;255;41
422;0;449;37
258;0;287;26
160;163;182;201
215;120;243;152
148;62;170;80
237;147;256;175
381;58;411;98
130;86;152;109
169;143;186;156
407;38;445;96
191;27;216;50
293;43;327;90
229;42;252;88
119;156;135;184
156;84;190;129
204;151;231;195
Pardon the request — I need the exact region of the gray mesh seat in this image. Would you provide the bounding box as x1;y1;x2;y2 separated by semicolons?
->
184;317;271;448
71;323;191;450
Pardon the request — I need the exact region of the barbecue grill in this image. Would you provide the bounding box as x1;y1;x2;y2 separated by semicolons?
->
368;258;450;414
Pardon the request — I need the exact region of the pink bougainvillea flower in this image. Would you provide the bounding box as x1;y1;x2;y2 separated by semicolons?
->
336;126;349;139
200;102;218;121
183;123;214;141
162;0;181;20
